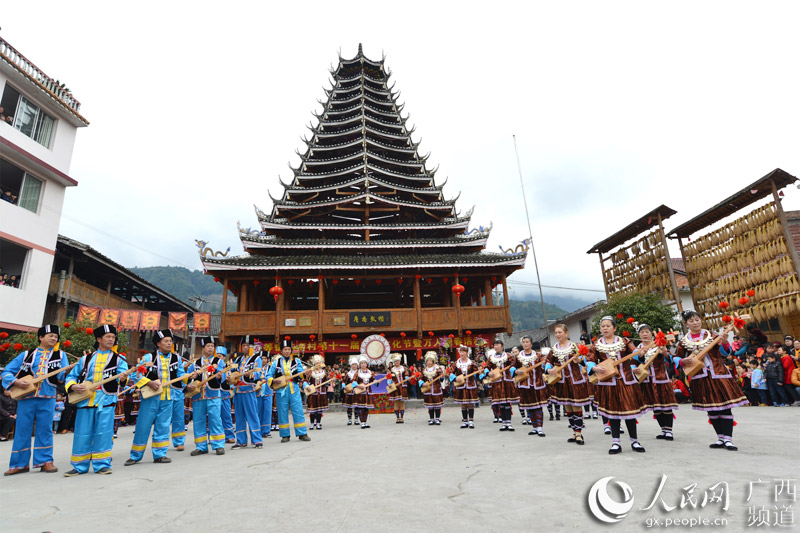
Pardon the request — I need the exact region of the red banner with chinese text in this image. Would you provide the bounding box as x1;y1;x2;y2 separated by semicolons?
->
140;311;161;331
255;335;490;355
118;310;141;331
99;308;120;327
193;313;211;332
77;305;99;324
168;312;188;331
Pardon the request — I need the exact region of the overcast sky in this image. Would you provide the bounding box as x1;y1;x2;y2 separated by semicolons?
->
4;1;800;307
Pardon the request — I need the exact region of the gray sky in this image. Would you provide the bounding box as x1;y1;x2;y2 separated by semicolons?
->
5;1;800;307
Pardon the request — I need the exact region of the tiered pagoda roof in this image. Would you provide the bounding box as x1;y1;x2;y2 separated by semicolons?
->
202;44;526;272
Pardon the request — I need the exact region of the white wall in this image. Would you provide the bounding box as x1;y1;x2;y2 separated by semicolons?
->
0;248;54;329
0;71;80;174
0;179;65;251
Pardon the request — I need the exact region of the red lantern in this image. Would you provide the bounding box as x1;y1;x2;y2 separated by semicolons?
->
269;285;284;302
376;279;382;285
415;274;422;280
465;330;472;335
308;279;314;286
275;275;280;281
452;284;465;295
310;335;316;341
400;332;406;338
428;331;434;337
380;333;385;337
443;277;449;283
253;280;260;286
351;334;357;340
287;280;294;285
213;277;220;283
355;279;361;286
285;336;291;340
426;278;432;284
332;279;339;285
462;277;468;283
491;276;497;282
317;275;323;280
397;278;403;284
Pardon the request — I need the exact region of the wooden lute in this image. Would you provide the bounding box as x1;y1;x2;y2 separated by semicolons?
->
589;342;653;384
513;355;549;384
420;369;449;393
304;373;338;395
184;363;236;398
386;372;418;394
270;368;310;390
681;315;748;378
353;374;392;394
141;362;201;400
545;353;581;385
454;365;483;387
9;357;79;400
633;331;676;383
68;362;153;404
484;364;513;385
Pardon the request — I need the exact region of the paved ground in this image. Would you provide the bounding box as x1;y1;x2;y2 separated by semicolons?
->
0;403;797;532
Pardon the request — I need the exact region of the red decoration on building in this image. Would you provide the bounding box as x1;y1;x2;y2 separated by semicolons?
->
253;280;259;286
452;284;465;295
310;335;316;340
269;285;284;302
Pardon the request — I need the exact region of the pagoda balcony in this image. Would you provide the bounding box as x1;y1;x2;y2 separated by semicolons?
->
220;305;509;338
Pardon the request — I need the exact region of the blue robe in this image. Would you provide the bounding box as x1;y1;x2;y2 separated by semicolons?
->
187;356;226;451
233;354;262;445
265;356;307;437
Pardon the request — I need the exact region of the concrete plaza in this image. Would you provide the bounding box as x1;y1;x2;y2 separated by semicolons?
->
0;403;797;532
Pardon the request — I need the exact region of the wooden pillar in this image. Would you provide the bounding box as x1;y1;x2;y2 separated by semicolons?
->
659;212;683;312
318;276;325;340
274;277;283;343
105;280;112;306
501;274;512;334
59;257;75;323
455;277;462;336
772;181;800;279
221;278;228;342
414;274;422;337
240;282;249;312
485;279;493;306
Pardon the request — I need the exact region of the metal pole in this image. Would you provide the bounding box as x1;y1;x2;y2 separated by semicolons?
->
513;135;548;328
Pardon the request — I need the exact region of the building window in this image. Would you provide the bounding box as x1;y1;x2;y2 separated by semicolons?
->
0;157;43;213
0;237;29;289
1;84;56;148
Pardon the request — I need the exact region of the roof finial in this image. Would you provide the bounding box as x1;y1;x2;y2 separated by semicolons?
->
358;43;363;56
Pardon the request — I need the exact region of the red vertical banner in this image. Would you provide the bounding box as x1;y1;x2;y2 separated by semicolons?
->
168;312;188;331
193;312;211;332
99;308;120;327
118;310;141;331
77;305;99;324
140;311;161;331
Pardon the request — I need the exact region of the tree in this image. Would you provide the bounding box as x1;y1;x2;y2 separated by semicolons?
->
0;318;130;366
590;294;680;340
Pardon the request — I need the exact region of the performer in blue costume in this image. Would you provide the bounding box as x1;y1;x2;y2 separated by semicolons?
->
63;325;128;476
188;337;227;456
231;339;263;449
265;339;311;443
217;346;235;443
258;352;275;439
2;324;69;475
125;329;195;466
169;351;192;452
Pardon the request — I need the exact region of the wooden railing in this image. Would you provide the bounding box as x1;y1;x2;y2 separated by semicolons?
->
0;36;82;113
48;275;139;310
222;305;508;338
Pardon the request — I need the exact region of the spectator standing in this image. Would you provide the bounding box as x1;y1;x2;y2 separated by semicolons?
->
780;345;800;404
0;386;17;441
53;394;65;432
764;353;789;406
749;359;768;406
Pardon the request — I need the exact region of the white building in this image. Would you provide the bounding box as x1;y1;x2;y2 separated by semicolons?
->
546;300;606;346
0;36;88;331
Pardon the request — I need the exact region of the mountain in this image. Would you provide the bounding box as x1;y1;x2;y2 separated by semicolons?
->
507;299;569;330
129;266;230;312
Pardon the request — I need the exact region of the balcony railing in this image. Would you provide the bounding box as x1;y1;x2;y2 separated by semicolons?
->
221;306;509;338
0;36;82;114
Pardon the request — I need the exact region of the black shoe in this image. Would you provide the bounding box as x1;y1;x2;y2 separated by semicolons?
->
396;419;402;424
460;422;468;429
528;429;538;436
549;415;554;421
231;443;246;449
347;420;353;426
63;469;81;477
608;444;622;455
428;420;434;426
656;433;667;439
254;443;263;449
604;426;611;435
499;425;509;432
434;420;441;425
309;425;315;430
575;434;585;445
724;442;738;451
567;434;577;442
620;428;625;434
709;440;725;449
124;459;138;466
631;442;646;453
522;419;529;425
664;433;674;441
537;431;546;437
96;467;112;475
468;422;474;429
153;457;172;464
507;425;515;432
493;418;500;423
281;437;290;443
190;449;208;456
363;424;370;429
299;434;311;441
216;448;225;455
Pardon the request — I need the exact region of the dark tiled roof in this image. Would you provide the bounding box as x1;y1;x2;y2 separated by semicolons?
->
202;252;526;271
